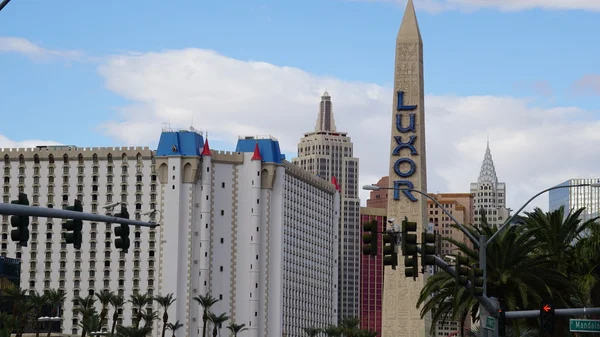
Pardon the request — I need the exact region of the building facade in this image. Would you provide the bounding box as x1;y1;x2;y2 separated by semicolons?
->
292;91;360;319
359;208;386;335
427;193;474;255
549;178;600;222
469;142;510;227
1;145;160;335
157;130;340;337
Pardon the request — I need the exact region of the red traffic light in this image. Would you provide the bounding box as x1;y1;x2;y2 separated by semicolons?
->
543;304;552;312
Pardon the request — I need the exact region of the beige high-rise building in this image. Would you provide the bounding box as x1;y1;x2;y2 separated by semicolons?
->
470;142;510;227
382;0;430;336
427;193;474;254
292;91;360;319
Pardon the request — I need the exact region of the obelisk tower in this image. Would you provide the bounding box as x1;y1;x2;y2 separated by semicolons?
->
382;0;430;336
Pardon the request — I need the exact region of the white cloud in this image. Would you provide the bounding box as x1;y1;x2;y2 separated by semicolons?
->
97;48;600;213
349;0;600;13
0;134;62;149
0;37;83;61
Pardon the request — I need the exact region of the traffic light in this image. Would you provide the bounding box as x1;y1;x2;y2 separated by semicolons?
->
10;193;30;247
421;232;436;267
362;220;378;256
382;233;398;269
114;205;131;252
401;217;417;256
497;305;506;337
63;200;83;249
470;264;484;297
540;300;554;337
404;252;418;279
455;253;470;287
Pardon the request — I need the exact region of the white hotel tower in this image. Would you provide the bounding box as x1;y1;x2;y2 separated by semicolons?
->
0;145;159;335
155;130;339;337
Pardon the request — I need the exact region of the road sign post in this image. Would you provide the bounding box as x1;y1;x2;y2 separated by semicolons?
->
570;319;600;333
485;316;496;330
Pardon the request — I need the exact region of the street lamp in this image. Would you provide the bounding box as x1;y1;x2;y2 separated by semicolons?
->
0;0;12;13
142;209;162;228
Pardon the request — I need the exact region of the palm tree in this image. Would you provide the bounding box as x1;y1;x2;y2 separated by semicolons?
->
43;289;66;337
27;291;46;337
0;312;15;337
95;290;114;327
193;294;219;337
322;325;342;337
167;320;183;337
115;325;153;337
5;287;28;337
155;294;176;337
207;312;229;337
141;310;158;330
74;295;98;337
129;293;153;328
79;312;105;336
109;294;125;336
228;323;248;337
417;216;575;336
303;327;320;337
338;317;360;337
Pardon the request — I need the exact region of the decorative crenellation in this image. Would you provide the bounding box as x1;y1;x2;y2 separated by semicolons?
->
0;146;154;161
262;190;271;337
211;151;243;164
207;162;216;295
282;161;337;194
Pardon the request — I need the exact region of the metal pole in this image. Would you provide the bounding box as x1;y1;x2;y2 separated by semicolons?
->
486;184;595;245
0;0;11;12
0;203;158;228
479;235;487;296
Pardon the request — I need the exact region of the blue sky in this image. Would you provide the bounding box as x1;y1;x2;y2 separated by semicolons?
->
1;0;599;209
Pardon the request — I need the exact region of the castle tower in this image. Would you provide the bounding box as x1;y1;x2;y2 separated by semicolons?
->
383;0;430;336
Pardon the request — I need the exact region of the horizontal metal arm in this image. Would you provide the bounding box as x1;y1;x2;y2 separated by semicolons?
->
0;203;158;228
505;307;600;319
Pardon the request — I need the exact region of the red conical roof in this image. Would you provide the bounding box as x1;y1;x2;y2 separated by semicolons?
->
201;139;211;156
251;142;262;161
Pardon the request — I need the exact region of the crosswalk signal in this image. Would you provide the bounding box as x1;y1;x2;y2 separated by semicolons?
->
470;264;484;297
401;217;417;256
362;220;378;256
382;233;398;269
421;232;436;267
455;253;470;287
114;206;131;252
540;300;554;337
63;200;84;249
10;193;30;247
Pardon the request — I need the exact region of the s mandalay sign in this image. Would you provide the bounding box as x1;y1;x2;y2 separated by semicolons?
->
392;91;419;202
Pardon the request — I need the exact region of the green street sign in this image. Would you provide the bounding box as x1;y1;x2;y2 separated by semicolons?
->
485;316;496;330
570;319;600;333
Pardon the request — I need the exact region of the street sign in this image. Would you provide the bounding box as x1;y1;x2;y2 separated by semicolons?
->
570;319;600;333
485;316;496;330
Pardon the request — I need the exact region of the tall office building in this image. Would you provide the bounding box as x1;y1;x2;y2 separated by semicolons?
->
469;142;510;227
1;145;159;335
292;91;360;319
157;130;340;337
359;177;388;334
382;0;431;336
549;178;600;222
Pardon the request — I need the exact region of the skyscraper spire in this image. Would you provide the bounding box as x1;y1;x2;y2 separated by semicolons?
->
315;90;337;132
478;141;498;185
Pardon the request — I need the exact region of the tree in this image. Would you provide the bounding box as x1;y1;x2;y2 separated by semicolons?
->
193;294;219;337
167;320;183;337
338;317;360;337
129;293;153;329
155;294;176;337
207;312;229;337
73;295;97;337
95;291;114;328
228;323;248;337
0;312;15;337
303;327;320;337
115;325;153;337
109;294;125;336
43;289;66;337
78;312;105;336
27;291;46;337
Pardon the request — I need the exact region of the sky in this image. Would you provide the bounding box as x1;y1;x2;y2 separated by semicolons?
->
1;0;600;213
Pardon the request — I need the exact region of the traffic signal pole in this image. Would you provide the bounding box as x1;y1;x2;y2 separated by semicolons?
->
0;0;12;12
0;202;158;228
